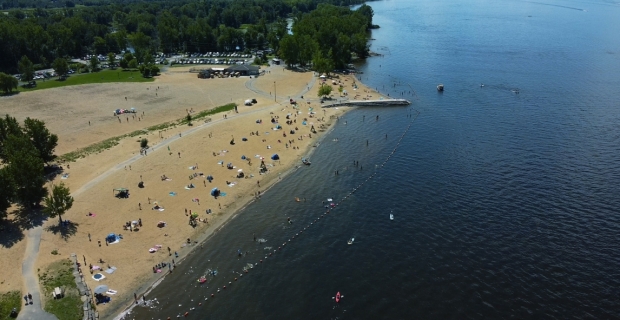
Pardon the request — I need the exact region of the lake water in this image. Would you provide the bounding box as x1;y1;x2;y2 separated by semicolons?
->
127;0;620;318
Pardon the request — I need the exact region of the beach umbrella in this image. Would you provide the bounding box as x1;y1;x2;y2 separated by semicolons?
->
94;285;108;294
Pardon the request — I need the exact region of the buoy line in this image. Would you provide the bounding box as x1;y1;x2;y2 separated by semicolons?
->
170;109;420;318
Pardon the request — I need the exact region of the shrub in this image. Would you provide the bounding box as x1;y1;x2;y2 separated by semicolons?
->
140;138;148;148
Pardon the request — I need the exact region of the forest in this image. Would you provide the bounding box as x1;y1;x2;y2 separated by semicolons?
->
0;0;374;74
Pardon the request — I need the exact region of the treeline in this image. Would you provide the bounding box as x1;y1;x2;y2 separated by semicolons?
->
279;3;373;70
0;0;370;74
0;115;58;219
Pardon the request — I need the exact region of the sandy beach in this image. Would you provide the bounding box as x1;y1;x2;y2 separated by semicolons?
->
0;64;384;319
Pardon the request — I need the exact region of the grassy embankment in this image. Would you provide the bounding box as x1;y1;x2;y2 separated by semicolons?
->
19;69;154;92
39;259;82;320
57;103;237;163
0;291;21;320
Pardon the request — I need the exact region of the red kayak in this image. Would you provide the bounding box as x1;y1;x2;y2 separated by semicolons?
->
335;292;341;303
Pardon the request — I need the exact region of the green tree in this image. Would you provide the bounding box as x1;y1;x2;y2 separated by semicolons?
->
18;56;35;82
120;53;134;70
52;58;69;79
0;115;23;162
0;72;18;94
0;168;14;220
4;135;47;209
43;182;74;225
278;35;299;67
312;50;333;76
140;138;148;149
128;58;138;69
23;118;58;164
150;65;160;76
89;56;100;72
107;52;116;69
318;84;332;98
93;36;108;55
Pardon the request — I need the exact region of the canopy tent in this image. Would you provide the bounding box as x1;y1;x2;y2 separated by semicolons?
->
94;285;108;294
244;99;252;106
271;154;280;160
106;233;119;243
113;188;129;198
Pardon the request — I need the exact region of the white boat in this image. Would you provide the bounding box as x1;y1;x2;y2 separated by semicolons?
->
390;214;394;220
347;238;354;245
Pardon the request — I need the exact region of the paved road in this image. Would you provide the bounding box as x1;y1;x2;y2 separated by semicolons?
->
17;68;314;320
17;226;58;320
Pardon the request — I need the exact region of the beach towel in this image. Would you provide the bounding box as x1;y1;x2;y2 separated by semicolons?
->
61;173;69;179
169;192;177;196
105;267;117;274
220;192;227;197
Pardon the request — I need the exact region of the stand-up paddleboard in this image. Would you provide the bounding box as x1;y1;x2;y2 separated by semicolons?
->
390;214;394;220
347;238;354;245
335;292;341;303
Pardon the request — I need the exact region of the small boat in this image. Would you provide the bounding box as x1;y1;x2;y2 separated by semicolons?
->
301;158;311;165
437;84;444;92
335;292;341;303
390;214;394;220
347;238;354;245
198;276;207;284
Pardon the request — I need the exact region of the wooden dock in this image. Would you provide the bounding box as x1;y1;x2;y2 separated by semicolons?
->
322;99;411;108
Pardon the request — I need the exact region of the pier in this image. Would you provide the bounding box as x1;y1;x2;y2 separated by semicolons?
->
321;99;411;108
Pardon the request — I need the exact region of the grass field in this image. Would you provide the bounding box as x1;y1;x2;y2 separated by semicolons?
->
39;259;82;320
0;291;21;320
19;69;154;92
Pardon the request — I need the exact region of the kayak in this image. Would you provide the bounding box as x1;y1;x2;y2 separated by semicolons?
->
198;276;207;284
335;292;341;303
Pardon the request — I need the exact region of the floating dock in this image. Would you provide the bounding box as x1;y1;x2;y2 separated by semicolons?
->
322;99;411;108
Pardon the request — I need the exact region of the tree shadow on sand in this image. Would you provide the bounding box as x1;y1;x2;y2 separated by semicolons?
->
0;219;25;248
45;220;79;241
0;207;49;248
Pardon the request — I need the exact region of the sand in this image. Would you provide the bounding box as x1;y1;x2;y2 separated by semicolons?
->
0;64;383;318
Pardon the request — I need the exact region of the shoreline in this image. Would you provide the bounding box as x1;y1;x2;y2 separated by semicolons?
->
108;110;347;319
1;62;386;320
94;73;375;320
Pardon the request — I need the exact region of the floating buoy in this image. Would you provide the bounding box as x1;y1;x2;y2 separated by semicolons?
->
198;303;202;306
260;260;263;263
235;278;237;281
211;294;214;297
184;312;189;317
223;286;226;289
269;253;272;256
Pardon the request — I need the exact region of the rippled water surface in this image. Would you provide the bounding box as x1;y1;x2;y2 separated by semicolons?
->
129;0;620;318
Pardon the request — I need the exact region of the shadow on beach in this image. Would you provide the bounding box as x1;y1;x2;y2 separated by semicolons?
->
45;221;79;241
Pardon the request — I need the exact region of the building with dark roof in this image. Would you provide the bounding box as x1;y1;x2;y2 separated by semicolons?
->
225;64;260;76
